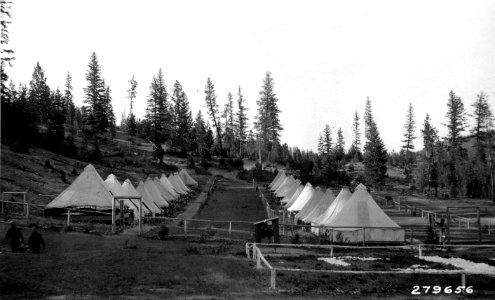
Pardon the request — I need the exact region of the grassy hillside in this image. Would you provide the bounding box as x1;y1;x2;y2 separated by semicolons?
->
0;130;192;206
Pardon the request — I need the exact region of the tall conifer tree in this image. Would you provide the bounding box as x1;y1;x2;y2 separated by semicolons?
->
235;86;248;156
204;77;222;150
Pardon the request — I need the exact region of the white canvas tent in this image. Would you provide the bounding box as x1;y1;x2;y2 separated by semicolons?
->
152;177;177;202
281;182;302;204
270;173;287;191
179;169;198;187
312;187;353;233
122;179;151;215
295;187;325;221
104;174;142;217
287;183;315;212
282;184;304;206
159;174;180;198
145;178;169;208
275;177;297;198
302;188;335;223
269;170;285;189
168;174;189;195
173;174;191;193
136;181;162;215
318;186;405;242
47;164;114;209
274;177;291;196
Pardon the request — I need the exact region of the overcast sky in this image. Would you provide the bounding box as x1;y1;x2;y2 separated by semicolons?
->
6;0;495;152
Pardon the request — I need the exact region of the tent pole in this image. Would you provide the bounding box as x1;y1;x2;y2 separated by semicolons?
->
112;196;115;234
477;207;481;243
362;227;366;246
139;198;142;236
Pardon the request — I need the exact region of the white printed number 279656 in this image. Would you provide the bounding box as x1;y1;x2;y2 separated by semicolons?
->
411;286;473;294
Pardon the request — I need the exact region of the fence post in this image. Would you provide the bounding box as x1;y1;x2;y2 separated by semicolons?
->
23;191;27;216
477;207;482;243
25;203;29;219
362;227;366;246
410;228;413;245
256;249;261;269
270;269;277;289
330;244;334;257
282;212;285;236
67;209;71;226
229;221;232;240
111;196;115;234
461;273;466;287
418;244;422;258
184;219;187;237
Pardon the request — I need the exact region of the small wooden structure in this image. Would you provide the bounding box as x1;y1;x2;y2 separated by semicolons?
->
254;217;280;243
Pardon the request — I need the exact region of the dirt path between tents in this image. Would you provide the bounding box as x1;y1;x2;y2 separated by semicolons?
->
193;175;267;223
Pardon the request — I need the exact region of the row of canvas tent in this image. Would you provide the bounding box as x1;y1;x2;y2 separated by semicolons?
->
46;164;198;219
268;170;405;243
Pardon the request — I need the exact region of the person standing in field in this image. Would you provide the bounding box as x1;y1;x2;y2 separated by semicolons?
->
5;222;24;253
28;224;45;254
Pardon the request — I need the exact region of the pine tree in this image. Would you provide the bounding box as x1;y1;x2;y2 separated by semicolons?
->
194;110;207;155
235;86;248;156
127;75;138;135
401;102;416;182
83;53;108;135
255;71;283;162
322;124;332;156
171;80;192;154
421;114;439;196
317;133;324;156
335;128;345;161
445;90;466;147
363;106;388;188
104;86;116;139
471;91;492;143
204;77;222;151
350;110;362;159
222;92;235;155
28;62;51;123
47;88;66;148
64;72;76;129
146;68;170;148
0;0;14;99
364;96;373;139
445;90;467;196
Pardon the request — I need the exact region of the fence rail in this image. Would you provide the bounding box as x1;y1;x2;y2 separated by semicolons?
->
247;242;495;289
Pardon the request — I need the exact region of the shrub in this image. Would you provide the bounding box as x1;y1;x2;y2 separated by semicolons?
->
291;233;301;244
424;225;439;244
196;166;211;175
200;157;209;170
60;170;67;183
44;160;53;169
186;246;200;254
160;162;178;172
188;157;196;169
158;225;169;239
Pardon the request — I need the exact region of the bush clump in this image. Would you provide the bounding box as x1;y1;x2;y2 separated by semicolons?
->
157;225;169;239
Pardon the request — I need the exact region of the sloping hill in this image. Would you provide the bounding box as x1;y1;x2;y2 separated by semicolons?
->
0;136;190;206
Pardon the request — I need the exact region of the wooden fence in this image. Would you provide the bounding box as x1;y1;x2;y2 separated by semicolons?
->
247;242;495;289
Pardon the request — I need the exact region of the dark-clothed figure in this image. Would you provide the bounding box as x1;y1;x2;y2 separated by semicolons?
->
5;222;24;253
28;224;45;254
